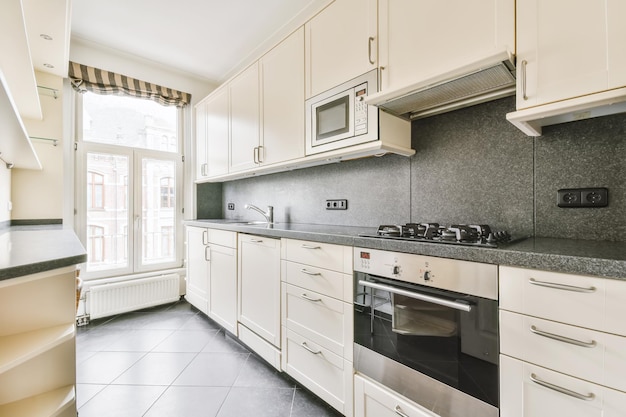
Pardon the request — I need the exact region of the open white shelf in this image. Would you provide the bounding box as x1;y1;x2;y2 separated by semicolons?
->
0;324;74;374
0;385;75;417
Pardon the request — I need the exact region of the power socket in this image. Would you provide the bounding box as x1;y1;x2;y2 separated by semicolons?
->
326;199;348;210
227;203;235;210
557;188;608;208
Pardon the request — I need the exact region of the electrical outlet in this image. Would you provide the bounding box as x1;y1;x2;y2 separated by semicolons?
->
581;188;608;207
557;189;581;207
326;199;348;210
557;188;608;208
227;203;235;210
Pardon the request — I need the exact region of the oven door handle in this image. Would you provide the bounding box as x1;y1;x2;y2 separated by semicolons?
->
358;280;472;312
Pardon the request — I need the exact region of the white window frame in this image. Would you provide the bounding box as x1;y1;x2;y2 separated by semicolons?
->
74;92;185;281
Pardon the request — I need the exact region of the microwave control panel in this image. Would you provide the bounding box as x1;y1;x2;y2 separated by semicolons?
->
354;82;369;136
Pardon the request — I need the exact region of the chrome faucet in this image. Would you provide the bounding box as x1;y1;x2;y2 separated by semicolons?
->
245;204;274;224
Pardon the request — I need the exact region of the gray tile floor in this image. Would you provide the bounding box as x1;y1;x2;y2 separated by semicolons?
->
76;300;343;417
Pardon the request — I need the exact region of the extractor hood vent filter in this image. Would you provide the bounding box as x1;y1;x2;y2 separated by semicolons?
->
367;51;516;120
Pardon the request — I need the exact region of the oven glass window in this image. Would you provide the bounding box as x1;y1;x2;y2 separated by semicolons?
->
354;273;499;408
316;95;350;141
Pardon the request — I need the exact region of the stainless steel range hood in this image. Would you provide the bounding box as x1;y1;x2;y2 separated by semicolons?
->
366;50;516;120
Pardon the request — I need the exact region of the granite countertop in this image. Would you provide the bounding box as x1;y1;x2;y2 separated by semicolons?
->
187;219;626;280
0;225;88;281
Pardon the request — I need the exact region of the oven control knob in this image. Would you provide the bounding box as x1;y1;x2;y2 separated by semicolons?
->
423;271;432;281
392;265;401;275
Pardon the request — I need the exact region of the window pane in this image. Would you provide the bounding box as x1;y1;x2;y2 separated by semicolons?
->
82;92;178;152
86;152;129;273
142;158;176;265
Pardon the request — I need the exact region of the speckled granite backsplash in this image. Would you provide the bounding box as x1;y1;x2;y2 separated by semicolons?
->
197;96;626;242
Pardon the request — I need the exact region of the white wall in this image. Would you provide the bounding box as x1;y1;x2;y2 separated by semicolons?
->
11;71;64;220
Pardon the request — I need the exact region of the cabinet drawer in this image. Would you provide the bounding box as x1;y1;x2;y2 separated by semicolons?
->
282;283;353;360
207;229;237;248
500;355;626;417
281;239;352;273
282;260;352;302
500;310;626;392
499;266;626;336
283;328;352;415
354;374;437;417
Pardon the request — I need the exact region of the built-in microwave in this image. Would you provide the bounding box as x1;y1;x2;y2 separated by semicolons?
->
305;69;379;155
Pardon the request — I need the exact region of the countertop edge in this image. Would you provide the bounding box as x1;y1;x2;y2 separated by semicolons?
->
186;220;626;280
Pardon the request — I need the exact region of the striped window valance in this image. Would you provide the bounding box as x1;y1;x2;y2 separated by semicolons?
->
68;62;191;107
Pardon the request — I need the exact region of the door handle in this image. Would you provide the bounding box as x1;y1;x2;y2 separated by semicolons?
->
529;373;595;401
301;293;322;303
368;36;376;65
529;278;596;293
300;268;322;276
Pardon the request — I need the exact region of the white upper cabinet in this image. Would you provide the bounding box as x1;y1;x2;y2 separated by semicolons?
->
261;27;305;165
508;0;626;135
378;0;514;93
305;0;377;98
229;62;260;173
194;100;208;180
205;86;230;178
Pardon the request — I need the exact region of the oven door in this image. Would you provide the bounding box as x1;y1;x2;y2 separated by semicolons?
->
354;272;499;410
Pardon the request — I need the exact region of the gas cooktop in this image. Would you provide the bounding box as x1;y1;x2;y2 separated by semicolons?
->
359;223;515;248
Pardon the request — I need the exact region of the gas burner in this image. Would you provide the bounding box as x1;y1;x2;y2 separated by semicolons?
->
366;222;514;248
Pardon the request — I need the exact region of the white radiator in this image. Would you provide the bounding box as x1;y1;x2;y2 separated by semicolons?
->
88;274;180;319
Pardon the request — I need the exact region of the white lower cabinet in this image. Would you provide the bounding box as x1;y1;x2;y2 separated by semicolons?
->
499;266;626;417
238;234;281;369
280;238;354;416
500;355;626;417
354;374;437;417
185;226;210;314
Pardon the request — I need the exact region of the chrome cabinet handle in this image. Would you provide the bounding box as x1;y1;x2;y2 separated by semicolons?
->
253;146;259;164
301;293;322;303
301;341;322;355
300;268;322;276
394;405;409;417
529;278;596;293
530;373;595;401
368;36;375;65
530;325;597;348
301;244;321;249
359;280;472;312
202;230;208;245
250;238;263;243
205;246;211;262
521;60;528;100
257;145;264;163
201;163;208;176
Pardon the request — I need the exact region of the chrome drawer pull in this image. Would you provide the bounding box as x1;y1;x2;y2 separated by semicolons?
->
300;268;322;276
301;244;321;249
250;239;263;243
530;325;597;348
301;341;322;355
529;278;596;293
394;405;409;417
530;373;595;401
301;293;322;303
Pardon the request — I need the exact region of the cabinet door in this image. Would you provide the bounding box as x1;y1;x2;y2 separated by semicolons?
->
205;87;229;177
238;234;281;347
379;0;514;93
230;63;260;172
305;0;377;98
500;355;626;417
194;100;208;180
185;226;209;314
354;374;436;417
261;27;305;165
516;0;609;109
208;244;237;335
607;0;626;88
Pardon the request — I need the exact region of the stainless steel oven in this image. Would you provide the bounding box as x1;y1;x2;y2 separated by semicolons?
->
353;247;499;417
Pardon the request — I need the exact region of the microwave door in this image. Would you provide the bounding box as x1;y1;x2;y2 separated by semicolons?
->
312;90;355;146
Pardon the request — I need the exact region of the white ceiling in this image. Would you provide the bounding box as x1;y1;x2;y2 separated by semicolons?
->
70;0;329;83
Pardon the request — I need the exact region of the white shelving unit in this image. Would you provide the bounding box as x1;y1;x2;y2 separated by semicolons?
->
0;265;78;417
